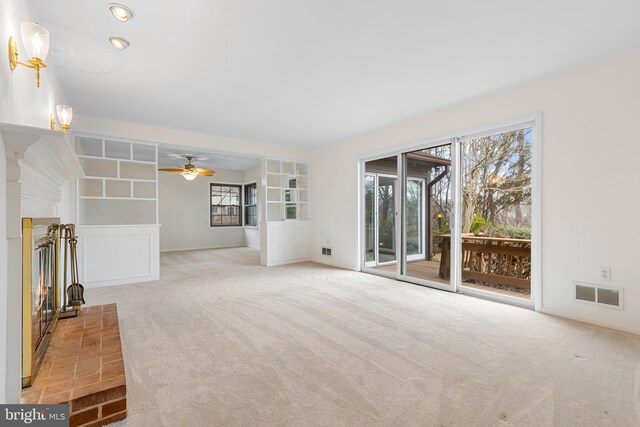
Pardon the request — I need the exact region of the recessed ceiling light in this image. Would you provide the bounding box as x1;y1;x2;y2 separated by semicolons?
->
109;37;130;50
109;4;134;22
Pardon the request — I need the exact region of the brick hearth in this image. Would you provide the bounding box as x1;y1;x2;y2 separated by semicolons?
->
21;304;127;427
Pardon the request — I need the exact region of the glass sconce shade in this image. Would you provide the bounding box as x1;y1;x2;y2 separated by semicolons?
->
21;22;49;61
56;105;73;127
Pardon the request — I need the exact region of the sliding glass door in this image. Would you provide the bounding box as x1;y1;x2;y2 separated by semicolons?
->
458;127;533;305
361;119;538;308
363;156;398;271
364;156;430;273
377;175;397;265
400;143;455;291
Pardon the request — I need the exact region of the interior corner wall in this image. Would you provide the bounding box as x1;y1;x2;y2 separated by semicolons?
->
0;135;7;404
159;169;247;252
309;48;640;335
1;0;69;404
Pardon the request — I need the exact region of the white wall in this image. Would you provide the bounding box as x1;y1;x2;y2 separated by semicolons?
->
0;0;68;403
310;48;640;335
159;169;247;251
0;1;67;128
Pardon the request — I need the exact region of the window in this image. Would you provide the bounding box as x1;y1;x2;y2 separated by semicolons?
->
244;183;257;226
210;184;242;226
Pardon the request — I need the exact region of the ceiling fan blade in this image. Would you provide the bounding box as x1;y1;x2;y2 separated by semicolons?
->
195;168;215;176
158;167;186;173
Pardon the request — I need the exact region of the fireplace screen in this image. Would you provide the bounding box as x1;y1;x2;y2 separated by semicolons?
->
22;218;60;387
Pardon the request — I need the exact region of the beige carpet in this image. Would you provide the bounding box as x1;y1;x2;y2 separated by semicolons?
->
88;247;640;426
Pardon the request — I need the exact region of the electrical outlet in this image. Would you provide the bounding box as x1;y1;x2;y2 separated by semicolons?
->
600;267;612;281
321;248;327;255
326;248;332;256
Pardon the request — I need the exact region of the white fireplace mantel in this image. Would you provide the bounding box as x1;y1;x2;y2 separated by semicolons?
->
2;123;84;234
1;122;84;403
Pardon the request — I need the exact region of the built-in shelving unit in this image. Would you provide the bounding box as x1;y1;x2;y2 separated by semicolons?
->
74;135;158;225
261;158;311;266
265;159;309;221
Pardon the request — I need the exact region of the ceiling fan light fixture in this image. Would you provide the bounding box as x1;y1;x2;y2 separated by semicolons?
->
109;4;134;22
180;170;198;181
159;155;214;181
109;36;130;50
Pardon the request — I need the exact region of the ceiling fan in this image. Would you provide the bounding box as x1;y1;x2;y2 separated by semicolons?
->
158;156;215;181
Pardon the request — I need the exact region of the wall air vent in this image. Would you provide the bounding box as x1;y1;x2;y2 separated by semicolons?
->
597;288;621;307
574;282;623;310
575;284;596;303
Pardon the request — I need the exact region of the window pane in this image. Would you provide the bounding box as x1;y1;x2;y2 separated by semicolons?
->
246;205;257;226
244;183;257;226
210;183;242;227
286;205;297;220
245;183;257;207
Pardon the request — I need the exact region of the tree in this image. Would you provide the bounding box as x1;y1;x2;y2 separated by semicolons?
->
461;129;532;232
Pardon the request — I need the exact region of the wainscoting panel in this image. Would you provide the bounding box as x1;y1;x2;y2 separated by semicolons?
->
261;221;309;266
78;225;160;288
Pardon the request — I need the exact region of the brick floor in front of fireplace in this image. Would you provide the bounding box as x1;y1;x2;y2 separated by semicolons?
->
21;304;127;427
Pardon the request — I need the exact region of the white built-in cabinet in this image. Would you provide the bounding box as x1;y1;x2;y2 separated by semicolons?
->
73;134;160;288
262;158;310;266
74;135;158;225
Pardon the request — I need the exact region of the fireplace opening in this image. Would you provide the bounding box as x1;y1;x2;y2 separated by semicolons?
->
22;218;61;387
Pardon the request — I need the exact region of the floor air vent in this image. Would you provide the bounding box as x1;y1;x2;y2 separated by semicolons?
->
574;282;623;309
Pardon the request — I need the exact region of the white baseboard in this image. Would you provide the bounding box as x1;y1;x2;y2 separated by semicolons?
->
540;307;640;336
160;244;247;253
264;257;310;267
309;256;358;271
83;274;159;289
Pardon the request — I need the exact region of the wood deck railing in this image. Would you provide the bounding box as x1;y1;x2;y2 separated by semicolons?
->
439;234;531;290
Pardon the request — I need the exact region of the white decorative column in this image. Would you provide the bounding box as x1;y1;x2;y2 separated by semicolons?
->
3;131;37;403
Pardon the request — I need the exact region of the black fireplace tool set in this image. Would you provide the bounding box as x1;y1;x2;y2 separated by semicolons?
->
59;224;85;319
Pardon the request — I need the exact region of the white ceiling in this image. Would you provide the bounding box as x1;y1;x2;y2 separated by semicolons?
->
157;144;261;171
38;0;640;147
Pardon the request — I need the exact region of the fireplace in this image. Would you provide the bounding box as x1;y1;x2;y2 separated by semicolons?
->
22;217;61;387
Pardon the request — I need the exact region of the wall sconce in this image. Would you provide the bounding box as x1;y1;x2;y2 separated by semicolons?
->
9;23;50;88
50;105;73;133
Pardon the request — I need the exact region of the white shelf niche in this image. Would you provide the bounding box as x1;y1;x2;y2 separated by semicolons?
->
75;135;158;225
265;159;309;221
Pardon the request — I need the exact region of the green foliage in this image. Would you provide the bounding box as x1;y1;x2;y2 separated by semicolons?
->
437;217;449;234
486;222;531;240
470;214;491;234
432;216;450;251
379;217;394;248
